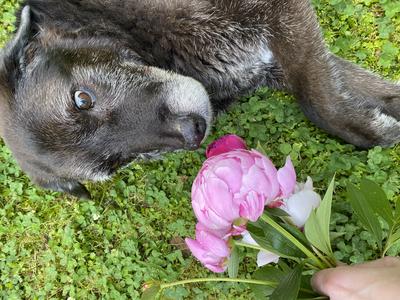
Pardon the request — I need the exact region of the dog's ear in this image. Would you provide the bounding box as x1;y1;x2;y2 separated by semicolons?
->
0;6;32;90
37;178;91;200
0;6;32;137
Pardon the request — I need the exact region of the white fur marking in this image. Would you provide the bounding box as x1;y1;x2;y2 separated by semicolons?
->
259;47;274;65
372;108;400;133
161;71;213;137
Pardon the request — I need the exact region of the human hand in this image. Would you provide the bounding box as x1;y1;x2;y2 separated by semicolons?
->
311;257;400;300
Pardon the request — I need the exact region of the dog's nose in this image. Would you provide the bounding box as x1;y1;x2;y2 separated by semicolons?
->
176;114;207;150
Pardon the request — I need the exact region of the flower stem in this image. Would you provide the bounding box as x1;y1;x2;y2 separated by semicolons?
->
234;241;268;252
261;214;325;269
160;277;316;296
312;247;336;268
160;278;277;290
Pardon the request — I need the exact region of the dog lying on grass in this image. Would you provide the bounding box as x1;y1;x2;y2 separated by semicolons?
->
0;1;399;198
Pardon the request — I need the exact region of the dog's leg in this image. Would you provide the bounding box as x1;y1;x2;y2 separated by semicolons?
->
266;0;400;148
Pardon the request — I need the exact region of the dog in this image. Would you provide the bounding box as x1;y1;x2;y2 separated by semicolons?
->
0;0;399;198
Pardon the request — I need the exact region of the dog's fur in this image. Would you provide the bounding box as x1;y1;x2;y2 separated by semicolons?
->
0;0;399;198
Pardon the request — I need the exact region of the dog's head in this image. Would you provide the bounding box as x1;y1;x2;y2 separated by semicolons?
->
0;7;212;198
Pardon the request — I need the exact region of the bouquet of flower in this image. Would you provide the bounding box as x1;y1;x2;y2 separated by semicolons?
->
142;135;400;300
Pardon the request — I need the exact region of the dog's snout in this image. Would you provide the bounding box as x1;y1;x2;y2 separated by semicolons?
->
176;114;207;150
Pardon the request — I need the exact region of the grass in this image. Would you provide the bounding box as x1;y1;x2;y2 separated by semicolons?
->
0;0;399;299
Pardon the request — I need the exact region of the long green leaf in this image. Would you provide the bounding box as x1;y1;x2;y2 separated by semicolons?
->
228;245;239;278
304;177;335;256
347;184;383;250
281;223;310;247
388;229;400;246
141;283;161;300
265;207;290;217
250;266;284;298
304;211;330;256
360;179;393;227
386;229;400;254
395;201;400;222
270;264;303;300
248;222;305;259
298;275;321;299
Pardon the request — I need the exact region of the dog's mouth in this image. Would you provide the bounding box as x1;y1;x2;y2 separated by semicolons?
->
95;146;193;179
131;149;168;161
129;146;194;162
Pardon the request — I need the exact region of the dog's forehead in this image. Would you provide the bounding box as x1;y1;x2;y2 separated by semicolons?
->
26;44;153;90
55;47;122;65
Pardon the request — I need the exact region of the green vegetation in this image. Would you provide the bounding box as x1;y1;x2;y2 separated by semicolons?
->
0;0;399;299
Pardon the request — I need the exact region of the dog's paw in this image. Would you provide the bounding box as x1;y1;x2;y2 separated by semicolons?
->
39;179;91;199
369;106;400;147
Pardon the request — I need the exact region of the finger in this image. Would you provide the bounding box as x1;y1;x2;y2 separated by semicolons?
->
311;268;338;295
353;257;400;269
311;266;376;296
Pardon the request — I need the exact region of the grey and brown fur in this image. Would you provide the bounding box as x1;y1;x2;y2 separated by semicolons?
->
0;0;399;198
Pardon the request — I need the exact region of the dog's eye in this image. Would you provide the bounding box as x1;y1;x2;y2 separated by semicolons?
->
74;90;95;110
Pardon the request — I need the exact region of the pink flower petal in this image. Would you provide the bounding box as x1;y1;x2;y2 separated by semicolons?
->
196;228;231;258
196;222;231;239
230;225;247;236
204;263;226;273
192;186;232;231
185;237;225;267
268;199;284;208
235;150;255;172
241;164;279;201
241;165;268;191
185;238;212;263
212;158;243;194
192;201;232;231
203;177;240;221
252;152;281;200
277;156;297;198
206;135;247;158
239;191;265;222
185;228;230;274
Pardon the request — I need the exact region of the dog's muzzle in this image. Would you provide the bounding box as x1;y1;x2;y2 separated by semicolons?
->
175;113;207;150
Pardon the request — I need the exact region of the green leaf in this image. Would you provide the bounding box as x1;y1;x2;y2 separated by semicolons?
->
279;143;292;155
141;283;161;300
228;245;239;278
270;264;303;300
386;229;400;255
248;221;306;259
347;184;383;250
250;266;284;298
388;229;400;246
395;200;400;222
360;179;393;227
304;177;335;256
281;223;310;247
265;207;290;217
298;275;321;299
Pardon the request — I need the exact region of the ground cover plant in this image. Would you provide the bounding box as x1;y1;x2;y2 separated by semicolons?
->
0;0;399;299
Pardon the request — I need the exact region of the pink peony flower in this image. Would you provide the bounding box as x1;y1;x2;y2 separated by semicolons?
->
192;148;296;237
185;224;231;273
206;134;247;158
187;135;303;272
